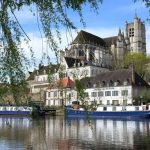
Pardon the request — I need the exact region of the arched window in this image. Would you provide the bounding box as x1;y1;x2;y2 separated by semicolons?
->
79;50;84;56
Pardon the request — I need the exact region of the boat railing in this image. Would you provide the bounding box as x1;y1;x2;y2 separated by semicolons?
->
96;105;149;112
0;106;33;112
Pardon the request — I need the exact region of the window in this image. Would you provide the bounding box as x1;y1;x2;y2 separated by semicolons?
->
105;91;111;96
98;91;103;97
107;100;110;105
99;100;102;105
112;100;119;106
91;92;97;97
103;107;107;111
48;92;51;97
112;91;118;96
122;90;128;96
106;82;110;87
54;91;57;97
91;69;94;75
129;28;134;37
123;81;128;85
113;106;116;111
114;82;118;86
109;80;113;86
85;92;89;97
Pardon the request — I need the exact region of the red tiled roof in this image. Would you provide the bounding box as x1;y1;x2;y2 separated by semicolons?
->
57;77;74;88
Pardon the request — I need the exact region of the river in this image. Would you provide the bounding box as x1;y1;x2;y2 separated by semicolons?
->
0;116;150;150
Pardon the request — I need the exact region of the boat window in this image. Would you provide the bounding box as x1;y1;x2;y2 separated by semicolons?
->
113;107;116;111
3;107;6;111
135;106;139;111
103;107;107;111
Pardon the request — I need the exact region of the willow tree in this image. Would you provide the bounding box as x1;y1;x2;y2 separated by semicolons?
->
0;0;103;104
0;0;150;104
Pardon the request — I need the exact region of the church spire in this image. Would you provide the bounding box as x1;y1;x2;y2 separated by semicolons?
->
118;28;121;35
134;10;138;19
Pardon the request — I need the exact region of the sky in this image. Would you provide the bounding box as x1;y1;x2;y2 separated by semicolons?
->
15;0;150;69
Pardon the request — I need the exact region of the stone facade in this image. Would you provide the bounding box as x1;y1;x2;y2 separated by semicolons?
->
27;16;148;105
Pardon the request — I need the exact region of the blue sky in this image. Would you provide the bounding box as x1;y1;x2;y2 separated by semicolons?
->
16;0;150;67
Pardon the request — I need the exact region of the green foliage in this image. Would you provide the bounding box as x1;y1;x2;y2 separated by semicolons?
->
0;0;101;104
75;79;86;103
141;89;149;103
124;52;150;77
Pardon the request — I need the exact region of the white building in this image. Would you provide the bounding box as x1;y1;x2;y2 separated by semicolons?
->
28;15;148;105
45;77;76;106
81;69;150;106
45;69;150;106
27;64;59;101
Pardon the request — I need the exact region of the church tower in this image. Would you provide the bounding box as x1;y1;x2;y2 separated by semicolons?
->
116;29;126;60
125;14;146;53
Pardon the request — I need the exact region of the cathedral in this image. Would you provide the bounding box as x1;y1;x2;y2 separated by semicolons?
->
59;15;146;79
27;15;149;106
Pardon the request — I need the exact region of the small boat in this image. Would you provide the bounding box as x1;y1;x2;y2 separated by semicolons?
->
0;106;33;116
65;105;150;119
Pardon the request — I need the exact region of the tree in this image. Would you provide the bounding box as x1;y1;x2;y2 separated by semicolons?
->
0;0;102;104
124;52;150;78
0;0;150;104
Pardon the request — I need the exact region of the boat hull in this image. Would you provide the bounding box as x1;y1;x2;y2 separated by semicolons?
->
65;108;150;119
0;111;31;116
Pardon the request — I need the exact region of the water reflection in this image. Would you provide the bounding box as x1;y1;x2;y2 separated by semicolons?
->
0;116;150;150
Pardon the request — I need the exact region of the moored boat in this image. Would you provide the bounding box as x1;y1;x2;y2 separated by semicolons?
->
65;105;150;119
0;106;33;116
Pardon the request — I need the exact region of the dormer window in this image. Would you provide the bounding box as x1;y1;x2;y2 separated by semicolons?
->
117;80;120;85
87;82;92;88
109;80;113;86
123;81;128;85
106;82;109;87
114;82;118;86
123;79;129;85
102;81;106;86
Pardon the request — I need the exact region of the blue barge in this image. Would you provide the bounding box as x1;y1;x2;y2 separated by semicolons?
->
0;106;32;116
65;105;150;118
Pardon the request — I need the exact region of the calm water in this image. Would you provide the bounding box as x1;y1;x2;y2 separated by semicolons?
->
0;116;150;150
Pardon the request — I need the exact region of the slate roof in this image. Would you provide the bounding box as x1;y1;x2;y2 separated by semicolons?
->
27;64;59;81
72;30;106;46
103;36;118;47
64;57;80;68
81;69;149;87
64;57;100;68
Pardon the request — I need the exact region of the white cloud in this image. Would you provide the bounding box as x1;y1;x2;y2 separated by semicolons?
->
20;33;57;67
